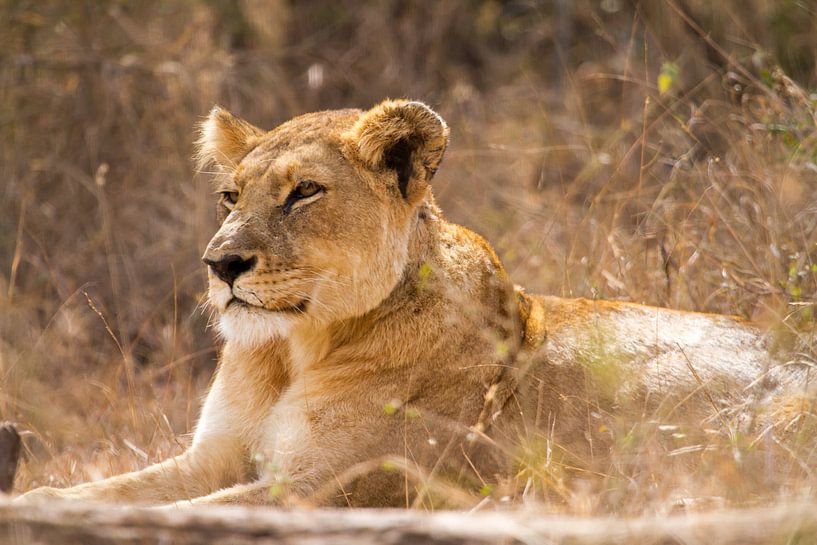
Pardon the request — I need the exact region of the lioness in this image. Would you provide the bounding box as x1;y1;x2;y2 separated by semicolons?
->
20;100;801;507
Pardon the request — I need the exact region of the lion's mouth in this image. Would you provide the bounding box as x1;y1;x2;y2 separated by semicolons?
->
226;297;308;314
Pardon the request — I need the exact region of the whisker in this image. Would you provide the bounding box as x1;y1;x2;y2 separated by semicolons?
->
303;269;351;288
288;290;333;314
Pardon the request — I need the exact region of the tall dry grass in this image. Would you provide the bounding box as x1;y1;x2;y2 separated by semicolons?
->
1;0;816;514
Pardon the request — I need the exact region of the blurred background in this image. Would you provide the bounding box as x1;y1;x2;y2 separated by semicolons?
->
2;0;817;510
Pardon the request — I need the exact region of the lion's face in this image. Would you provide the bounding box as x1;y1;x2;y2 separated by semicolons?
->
196;101;448;346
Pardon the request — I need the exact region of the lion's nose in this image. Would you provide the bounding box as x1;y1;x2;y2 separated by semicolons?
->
203;254;257;286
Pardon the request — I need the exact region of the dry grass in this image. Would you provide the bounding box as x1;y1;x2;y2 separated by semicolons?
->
2;0;817;516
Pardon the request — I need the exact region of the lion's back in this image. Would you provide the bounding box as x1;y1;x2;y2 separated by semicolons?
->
520;294;800;411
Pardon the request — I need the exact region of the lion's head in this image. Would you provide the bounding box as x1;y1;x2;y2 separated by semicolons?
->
196;100;449;346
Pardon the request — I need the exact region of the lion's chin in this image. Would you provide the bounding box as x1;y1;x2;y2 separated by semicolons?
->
216;302;299;347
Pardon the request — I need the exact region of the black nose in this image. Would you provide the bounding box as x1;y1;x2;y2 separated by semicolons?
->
203;254;256;286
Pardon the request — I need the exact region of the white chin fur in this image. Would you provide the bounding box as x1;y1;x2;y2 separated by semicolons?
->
217;307;296;347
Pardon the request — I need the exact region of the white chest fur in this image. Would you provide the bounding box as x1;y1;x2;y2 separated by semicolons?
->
257;381;312;476
256;329;329;478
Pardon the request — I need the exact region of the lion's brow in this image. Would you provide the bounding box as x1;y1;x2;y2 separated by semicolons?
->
285;161;300;182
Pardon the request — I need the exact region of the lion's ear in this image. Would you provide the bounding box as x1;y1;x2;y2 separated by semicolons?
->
346;100;449;201
196;106;264;172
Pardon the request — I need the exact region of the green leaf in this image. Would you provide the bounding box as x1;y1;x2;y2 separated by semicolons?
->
383;399;402;415
658;62;679;95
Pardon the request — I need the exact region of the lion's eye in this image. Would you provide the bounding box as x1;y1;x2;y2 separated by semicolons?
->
295;181;320;199
282;180;323;215
221;191;239;207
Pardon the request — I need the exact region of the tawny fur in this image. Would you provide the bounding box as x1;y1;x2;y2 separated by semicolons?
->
20;100;804;507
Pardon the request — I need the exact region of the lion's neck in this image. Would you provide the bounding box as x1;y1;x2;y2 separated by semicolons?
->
287;323;333;376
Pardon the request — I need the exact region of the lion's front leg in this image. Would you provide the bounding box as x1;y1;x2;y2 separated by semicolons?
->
168;480;278;507
18;440;247;505
18;361;269;505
